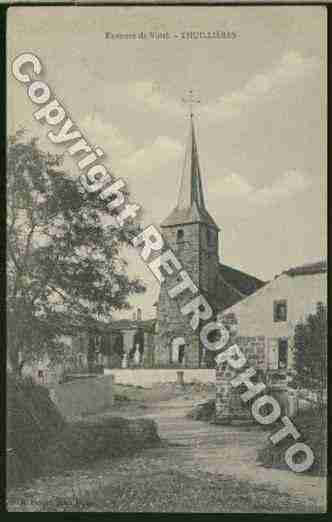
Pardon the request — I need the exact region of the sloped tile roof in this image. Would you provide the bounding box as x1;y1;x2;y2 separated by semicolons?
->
284;259;327;277
215;263;266;313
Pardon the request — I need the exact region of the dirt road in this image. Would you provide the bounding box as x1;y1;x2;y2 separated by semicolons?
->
137;397;326;510
7;395;326;512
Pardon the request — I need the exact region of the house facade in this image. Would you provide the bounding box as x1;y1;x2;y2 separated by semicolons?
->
220;260;327;378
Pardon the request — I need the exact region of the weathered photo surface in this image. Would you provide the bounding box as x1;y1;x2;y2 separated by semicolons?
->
7;5;327;512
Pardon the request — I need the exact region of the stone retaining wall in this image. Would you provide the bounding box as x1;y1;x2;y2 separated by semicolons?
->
49;375;114;420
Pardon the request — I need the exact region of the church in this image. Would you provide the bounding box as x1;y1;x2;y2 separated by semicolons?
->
67;112;266;374
27;114;326;384
153;114;265;368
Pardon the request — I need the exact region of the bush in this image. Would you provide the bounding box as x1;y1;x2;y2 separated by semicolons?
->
257;405;326;476
187;400;216;421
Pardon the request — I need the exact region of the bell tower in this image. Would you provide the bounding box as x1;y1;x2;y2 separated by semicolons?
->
155;105;220;368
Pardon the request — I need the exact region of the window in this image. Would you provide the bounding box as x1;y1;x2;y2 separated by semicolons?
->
278;339;288;369
273;300;287;322
176;229;184;242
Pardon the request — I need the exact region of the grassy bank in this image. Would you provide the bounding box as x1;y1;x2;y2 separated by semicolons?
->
257;406;326;476
7;377;160;488
8;457;321;513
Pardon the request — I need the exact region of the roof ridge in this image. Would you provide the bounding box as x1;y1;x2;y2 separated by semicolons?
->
284;259;327;276
219;262;266;284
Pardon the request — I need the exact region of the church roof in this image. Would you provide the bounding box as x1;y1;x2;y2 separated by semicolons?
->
219;263;266;296
214;263;266;313
161;115;218;229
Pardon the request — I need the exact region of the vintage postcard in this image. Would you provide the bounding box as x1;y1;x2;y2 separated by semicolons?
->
6;5;327;512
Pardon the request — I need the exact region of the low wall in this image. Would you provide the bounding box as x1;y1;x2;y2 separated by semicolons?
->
104;368;215;388
49;375;114;420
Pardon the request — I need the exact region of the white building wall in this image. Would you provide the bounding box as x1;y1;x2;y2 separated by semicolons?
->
104;368;215;387
224;272;327;370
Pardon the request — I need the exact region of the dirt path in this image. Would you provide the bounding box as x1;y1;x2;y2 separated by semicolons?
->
7;396;326;512
123;397;326;510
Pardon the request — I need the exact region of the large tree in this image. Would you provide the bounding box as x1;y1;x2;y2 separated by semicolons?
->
7;130;145;375
293;302;327;396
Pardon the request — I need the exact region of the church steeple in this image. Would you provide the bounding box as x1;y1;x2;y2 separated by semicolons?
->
156;106;221;368
161;115;218;229
177;115;205;210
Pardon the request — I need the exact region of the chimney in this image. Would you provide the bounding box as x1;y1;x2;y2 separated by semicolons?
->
137;308;142;321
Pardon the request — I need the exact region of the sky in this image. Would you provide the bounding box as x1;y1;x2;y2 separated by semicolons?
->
7;5;327;319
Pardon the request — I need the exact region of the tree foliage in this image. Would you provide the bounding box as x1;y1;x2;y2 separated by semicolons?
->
7;130;145;374
293;302;327;390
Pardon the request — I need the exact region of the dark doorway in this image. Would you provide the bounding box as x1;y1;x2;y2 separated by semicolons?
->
278;339;288;369
178;344;185;364
134;329;145;356
107;332;124;368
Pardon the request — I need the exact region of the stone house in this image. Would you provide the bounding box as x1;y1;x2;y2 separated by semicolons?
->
66;309;155;372
97;312;156;369
219;260;327;381
21;308;156;384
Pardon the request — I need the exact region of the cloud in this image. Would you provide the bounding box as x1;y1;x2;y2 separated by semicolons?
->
213;170;311;207
81;112;182;222
121;134;182;175
255;170;312;205
88;81;183;118
81;114;135;164
95;52;319;124
202;52;320;122
119;135;183;225
81;113;182;176
128;81;183;116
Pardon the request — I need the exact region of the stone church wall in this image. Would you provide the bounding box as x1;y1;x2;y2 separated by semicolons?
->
199;224;219;299
155;222;221;368
156;223;202;367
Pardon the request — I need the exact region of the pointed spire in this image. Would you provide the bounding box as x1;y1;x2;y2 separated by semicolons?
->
161;115;218;229
177;115;205;210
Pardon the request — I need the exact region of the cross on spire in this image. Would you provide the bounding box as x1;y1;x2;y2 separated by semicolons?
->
161;90;218;230
182;89;201;118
